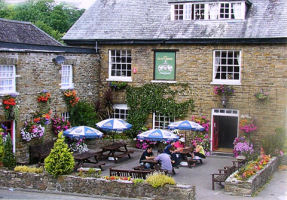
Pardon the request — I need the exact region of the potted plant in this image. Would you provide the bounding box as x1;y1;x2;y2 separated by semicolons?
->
254;89;269;102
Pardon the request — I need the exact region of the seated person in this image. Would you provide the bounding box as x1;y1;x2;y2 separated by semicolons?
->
194;142;206;159
163;141;180;167
155;149;174;174
139;146;154;169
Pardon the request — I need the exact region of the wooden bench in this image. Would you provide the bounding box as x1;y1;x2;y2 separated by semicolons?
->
29;141;54;164
211;166;234;190
110;168;153;179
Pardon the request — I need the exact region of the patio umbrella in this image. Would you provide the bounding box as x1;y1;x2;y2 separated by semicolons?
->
168;120;205;131
137;129;179;142
96;118;132;141
168;120;205;143
63;126;103;139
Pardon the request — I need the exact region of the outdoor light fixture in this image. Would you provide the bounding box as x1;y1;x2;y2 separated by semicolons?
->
52;56;65;65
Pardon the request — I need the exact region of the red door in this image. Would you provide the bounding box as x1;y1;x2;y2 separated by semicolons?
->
213;117;219;150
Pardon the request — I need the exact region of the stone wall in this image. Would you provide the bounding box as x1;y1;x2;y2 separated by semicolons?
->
0;170;196;200
98;44;287;148
225;157;279;196
0;52;100;163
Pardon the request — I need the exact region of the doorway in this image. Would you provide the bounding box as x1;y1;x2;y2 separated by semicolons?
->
212;109;239;152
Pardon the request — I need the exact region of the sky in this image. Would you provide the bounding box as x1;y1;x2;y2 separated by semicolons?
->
5;0;96;9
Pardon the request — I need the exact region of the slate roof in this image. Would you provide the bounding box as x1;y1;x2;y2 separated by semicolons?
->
63;0;287;43
0;18;62;46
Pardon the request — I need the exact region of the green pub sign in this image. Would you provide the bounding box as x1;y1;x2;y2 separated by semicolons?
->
154;51;176;80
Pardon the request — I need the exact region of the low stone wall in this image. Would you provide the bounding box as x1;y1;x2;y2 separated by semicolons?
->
0;170;195;200
225;157;279;196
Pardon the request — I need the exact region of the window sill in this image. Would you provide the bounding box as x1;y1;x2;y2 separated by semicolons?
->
151;80;177;84
0;92;19;96
210;81;241;86
60;86;74;90
106;77;132;82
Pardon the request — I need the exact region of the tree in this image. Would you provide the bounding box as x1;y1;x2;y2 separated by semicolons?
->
44;132;75;177
2;134;16;170
0;0;85;42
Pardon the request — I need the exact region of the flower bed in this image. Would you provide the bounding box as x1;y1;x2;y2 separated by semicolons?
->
0;169;195;200
225;157;279;196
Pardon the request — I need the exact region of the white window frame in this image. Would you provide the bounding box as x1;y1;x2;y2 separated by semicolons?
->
61;65;74;89
174;4;184;20
0;65;16;94
112;104;129;120
61;112;70;121
153;112;175;129
171;1;245;21
192;3;206;20
211;50;241;85
107;50;132;82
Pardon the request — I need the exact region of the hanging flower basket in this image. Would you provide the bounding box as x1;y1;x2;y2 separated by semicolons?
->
254;90;269;101
20;121;45;142
239;117;257;134
63;89;79;107
213;85;234;107
2;94;17;120
37;90;51;103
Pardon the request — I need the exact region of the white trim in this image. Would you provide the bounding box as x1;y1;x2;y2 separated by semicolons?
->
61;65;74;89
106;77;132;82
113;104;129;110
171;4;175;20
151;80;177;84
212;50;242;85
210;108;239;152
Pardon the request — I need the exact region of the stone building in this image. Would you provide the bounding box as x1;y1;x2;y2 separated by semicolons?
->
63;0;287;152
0;18;100;162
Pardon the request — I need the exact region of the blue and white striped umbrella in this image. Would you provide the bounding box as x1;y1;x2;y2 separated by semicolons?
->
96;118;132;132
168;120;205;131
137;129;179;142
63;126;103;139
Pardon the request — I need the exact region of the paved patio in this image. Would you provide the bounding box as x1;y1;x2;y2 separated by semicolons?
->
97;147;287;200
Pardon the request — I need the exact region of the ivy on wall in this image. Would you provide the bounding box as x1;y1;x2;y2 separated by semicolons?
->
126;83;194;137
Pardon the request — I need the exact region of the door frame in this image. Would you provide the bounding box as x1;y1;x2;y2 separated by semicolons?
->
211;109;239;152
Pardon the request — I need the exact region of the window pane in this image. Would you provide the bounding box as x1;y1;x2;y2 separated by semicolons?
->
109;50;132;77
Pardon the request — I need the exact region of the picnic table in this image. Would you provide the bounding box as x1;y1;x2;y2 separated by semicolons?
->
141;159;161;170
101;142;134;163
73;151;105;170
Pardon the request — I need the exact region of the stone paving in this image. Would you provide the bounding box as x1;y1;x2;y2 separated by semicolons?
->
99;148;287;200
1;147;286;200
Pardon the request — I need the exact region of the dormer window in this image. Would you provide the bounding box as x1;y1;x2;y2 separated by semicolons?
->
171;1;246;21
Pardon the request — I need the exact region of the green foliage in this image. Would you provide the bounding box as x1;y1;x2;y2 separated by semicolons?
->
0;0;84;42
14;165;43;173
0;135;3;162
262;128;286;156
2;134;16;170
69;101;99;127
132;178;145;185
44;132;75;177
126;83;194;137
109;81;128;90
146;172;175;188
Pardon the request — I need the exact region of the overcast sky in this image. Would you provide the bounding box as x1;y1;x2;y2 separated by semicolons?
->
5;0;96;9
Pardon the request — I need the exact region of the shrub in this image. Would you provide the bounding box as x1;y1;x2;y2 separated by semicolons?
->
262;128;286;156
2;134;16;170
44;132;75;177
146;172;175;188
132;178;145;185
14;165;43;173
69;101;99;127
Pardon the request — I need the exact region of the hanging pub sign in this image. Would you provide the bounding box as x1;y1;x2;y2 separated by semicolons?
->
154;51;176;80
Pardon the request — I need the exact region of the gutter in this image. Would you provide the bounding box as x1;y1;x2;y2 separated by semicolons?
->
64;37;287;46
